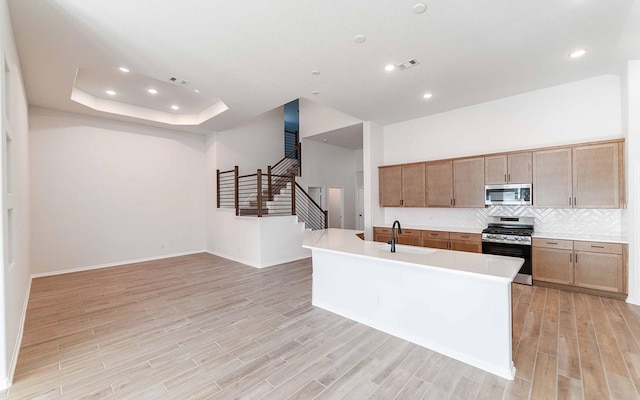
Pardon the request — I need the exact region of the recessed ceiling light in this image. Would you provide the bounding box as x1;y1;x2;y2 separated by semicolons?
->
412;3;427;14
311;91;320;95
118;67;130;73
385;64;396;72
193;89;200;93
171;105;180;110
147;88;158;94
353;35;366;44
569;49;587;58
323;139;328;142
423;92;433;99
311;70;320;76
105;90;116;96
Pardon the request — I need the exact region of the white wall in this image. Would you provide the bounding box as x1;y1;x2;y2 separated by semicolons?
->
381;75;623;230
363;121;384;240
384;75;622;164
297;139;358;230
205;110;311;267
0;0;31;389
29;108;206;275
299;98;362;139
216;107;284;173
625;61;640;305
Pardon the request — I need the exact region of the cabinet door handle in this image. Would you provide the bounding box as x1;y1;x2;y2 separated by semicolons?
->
504;174;507;182
590;245;605;249
453;199;456;206
508;173;511;182
546;242;558;245
430;233;438;237
574;197;577;206
460;235;468;238
570;253;572;262
575;253;578;263
569;197;572;206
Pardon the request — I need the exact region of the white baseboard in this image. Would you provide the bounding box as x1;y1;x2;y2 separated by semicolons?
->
205;251;311;269
31;250;208;278
3;276;31;392
258;253;311;268
205;250;261;268
0;377;10;393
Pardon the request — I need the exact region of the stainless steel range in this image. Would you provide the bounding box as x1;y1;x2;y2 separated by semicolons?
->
481;216;534;285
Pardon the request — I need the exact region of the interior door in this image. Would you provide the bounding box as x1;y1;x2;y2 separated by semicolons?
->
357;187;364;230
328;187;344;228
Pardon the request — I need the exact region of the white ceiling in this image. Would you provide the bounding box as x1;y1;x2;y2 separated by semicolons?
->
305;123;364;150
7;0;640;135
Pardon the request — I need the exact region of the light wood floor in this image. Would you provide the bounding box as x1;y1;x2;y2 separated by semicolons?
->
3;253;640;399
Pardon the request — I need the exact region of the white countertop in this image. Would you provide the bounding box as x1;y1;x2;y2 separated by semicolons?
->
375;224;482;234
532;232;628;244
303;229;523;282
374;224;627;244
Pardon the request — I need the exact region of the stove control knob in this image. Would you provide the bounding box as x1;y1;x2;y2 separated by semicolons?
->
515;237;521;241
502;235;508;239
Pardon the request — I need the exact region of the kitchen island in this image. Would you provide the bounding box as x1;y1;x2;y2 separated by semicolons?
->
302;228;524;379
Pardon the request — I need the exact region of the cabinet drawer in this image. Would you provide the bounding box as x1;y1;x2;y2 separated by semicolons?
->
450;240;481;253
421;230;449;240
449;232;480;242
374;227;392;235
422;238;449;250
574;241;623;255
400;229;421;237
533;238;573;250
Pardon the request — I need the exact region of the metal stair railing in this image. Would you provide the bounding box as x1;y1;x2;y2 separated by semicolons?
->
294;182;327;230
216;143;327;229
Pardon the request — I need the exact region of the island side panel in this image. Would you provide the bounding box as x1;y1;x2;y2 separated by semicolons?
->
311;249;515;380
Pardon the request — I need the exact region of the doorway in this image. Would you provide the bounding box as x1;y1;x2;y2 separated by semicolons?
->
357;187;364;231
328;187;344;228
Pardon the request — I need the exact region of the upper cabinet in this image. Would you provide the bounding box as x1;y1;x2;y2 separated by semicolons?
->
533;142;623;209
485;152;532;184
425;158;484;208
572;143;621;208
426;161;453;207
379;139;624;209
453;157;485;207
402;163;426;207
378;163;426;207
379;165;402;207
533;147;573;208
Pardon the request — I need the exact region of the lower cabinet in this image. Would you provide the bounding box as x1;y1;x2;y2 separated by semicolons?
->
373;227;480;254
574;241;625;293
373;227;392;244
421;230;450;249
397;229;421;246
533;237;627;297
532;239;574;285
449;232;482;253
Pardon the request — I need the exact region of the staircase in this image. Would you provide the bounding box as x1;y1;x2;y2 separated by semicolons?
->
265;182;292;214
216;143;327;230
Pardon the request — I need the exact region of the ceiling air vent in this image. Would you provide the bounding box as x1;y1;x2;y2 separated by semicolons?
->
397;59;419;71
168;77;191;86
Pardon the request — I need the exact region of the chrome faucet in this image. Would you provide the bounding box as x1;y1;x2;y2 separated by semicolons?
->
390;220;402;253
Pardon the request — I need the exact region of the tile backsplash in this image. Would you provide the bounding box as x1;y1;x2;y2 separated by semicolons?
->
385;206;625;238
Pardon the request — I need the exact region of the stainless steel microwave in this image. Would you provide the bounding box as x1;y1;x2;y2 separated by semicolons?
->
485;183;532;206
